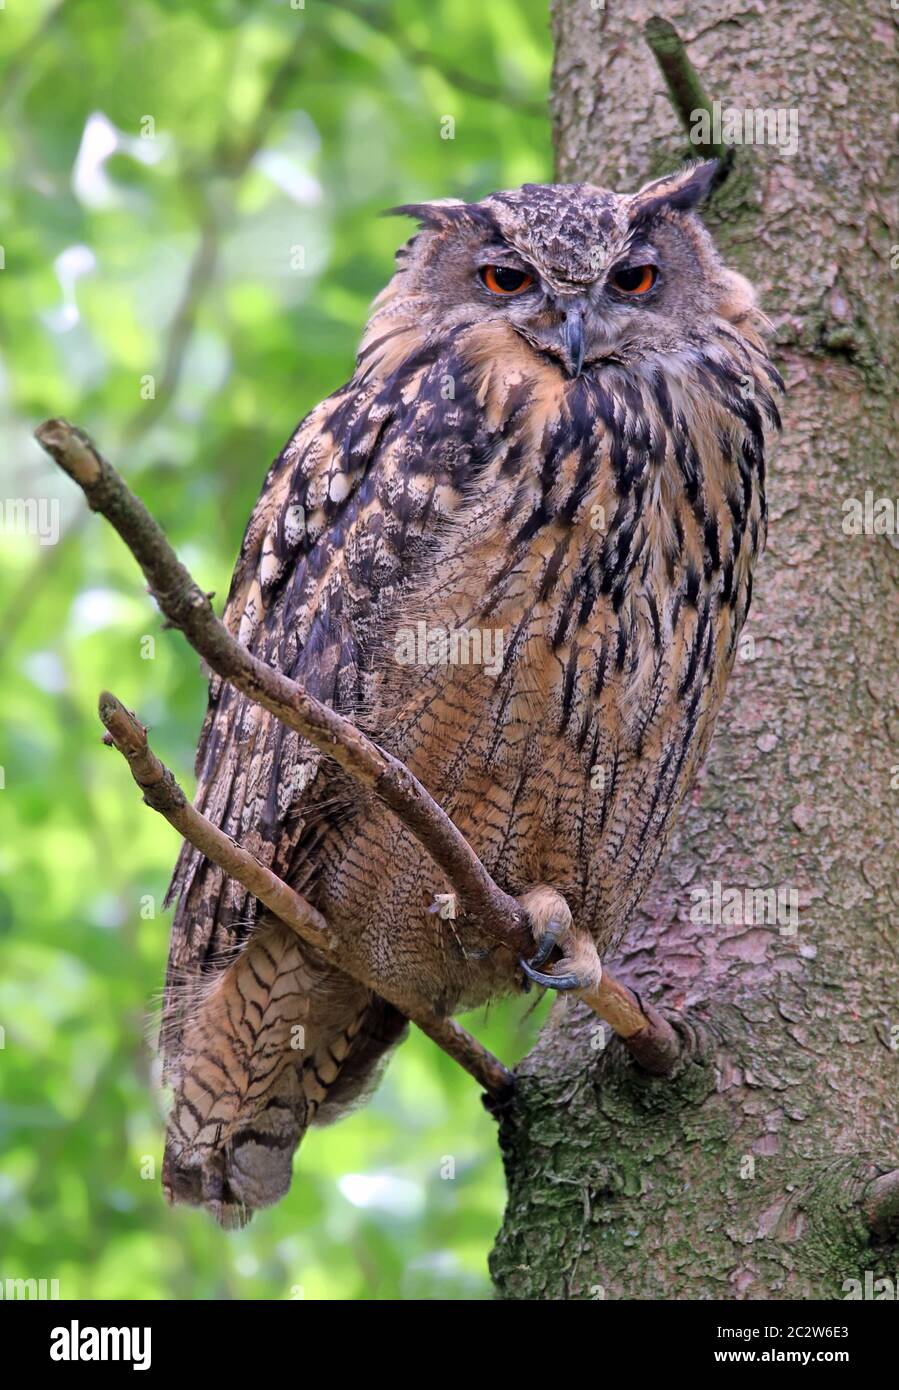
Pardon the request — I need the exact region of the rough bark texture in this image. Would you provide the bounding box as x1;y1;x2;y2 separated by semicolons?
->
491;0;898;1300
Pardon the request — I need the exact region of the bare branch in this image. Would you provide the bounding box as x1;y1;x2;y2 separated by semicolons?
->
37;416;683;1074
580;979;682;1076
36;416;532;959
98;691;330;948
99;690;514;1102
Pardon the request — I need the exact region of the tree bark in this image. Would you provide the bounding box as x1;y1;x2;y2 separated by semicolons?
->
491;0;898;1300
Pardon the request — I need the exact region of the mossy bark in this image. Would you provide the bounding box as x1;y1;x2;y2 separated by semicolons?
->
491;0;898;1300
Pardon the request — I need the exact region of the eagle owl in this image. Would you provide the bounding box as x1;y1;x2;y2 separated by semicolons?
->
161;161;781;1226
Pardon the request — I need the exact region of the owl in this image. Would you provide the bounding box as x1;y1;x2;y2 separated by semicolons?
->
161;161;781;1226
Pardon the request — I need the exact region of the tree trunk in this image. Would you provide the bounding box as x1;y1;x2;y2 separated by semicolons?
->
490;0;898;1300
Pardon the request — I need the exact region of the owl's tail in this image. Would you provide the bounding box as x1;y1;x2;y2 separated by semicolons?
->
161;921;407;1227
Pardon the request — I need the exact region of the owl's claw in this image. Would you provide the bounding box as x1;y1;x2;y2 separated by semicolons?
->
520;916;581;990
519;957;583;991
528;917;567;969
516;885;603;997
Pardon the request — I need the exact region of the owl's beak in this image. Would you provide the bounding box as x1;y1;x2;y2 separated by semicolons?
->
561;306;586;378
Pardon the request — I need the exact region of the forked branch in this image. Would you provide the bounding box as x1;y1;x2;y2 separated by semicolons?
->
37;417;683;1079
35;419;531;956
98;691;514;1101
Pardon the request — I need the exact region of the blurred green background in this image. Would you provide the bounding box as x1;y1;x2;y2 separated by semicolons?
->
0;0;554;1299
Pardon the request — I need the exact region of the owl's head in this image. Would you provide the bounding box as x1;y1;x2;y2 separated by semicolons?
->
386;161;757;378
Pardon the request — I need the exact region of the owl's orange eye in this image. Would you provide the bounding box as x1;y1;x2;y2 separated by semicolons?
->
480;265;534;295
610;264;657;295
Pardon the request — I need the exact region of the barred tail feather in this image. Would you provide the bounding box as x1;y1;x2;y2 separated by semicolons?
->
161;920;407;1225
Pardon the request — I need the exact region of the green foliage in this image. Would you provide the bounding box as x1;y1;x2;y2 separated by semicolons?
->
0;0;553;1299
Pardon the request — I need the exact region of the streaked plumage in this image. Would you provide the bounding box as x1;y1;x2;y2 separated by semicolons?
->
161;162;782;1224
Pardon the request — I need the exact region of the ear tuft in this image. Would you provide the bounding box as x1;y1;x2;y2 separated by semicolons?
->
630;160;719;224
384;199;469;230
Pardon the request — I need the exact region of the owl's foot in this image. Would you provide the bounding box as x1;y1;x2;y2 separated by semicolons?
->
517;885;602;995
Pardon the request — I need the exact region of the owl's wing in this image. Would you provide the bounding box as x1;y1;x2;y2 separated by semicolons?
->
165;374;399;979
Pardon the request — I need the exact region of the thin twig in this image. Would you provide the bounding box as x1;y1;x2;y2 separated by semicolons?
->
643;16;734;184
99;690;514;1102
36;416;682;1074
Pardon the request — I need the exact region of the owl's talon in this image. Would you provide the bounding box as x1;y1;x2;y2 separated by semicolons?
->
519;916;578;989
516;885;603;996
529;918;566;969
519;958;583;992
